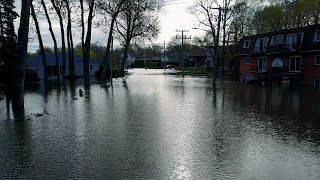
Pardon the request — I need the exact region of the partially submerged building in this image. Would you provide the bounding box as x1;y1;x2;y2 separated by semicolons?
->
237;24;320;87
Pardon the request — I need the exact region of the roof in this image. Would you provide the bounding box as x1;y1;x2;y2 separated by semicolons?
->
188;48;208;57
237;24;320;55
27;53;98;66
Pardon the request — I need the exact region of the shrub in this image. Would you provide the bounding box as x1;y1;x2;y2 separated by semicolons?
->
25;69;40;83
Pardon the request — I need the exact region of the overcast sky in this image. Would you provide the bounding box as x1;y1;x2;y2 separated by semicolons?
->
15;0;211;52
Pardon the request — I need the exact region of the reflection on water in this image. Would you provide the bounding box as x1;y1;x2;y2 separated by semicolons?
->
0;69;320;179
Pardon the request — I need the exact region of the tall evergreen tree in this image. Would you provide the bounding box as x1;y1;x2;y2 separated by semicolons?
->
0;0;18;55
0;0;18;96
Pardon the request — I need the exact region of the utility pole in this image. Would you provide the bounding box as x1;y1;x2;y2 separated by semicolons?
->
163;41;166;68
176;30;191;76
110;35;113;85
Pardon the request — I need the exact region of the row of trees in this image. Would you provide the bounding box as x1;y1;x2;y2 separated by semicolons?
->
0;0;163;113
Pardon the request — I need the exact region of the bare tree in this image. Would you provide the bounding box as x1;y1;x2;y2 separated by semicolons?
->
97;0;128;80
41;0;60;80
114;0;162;76
51;0;67;79
63;0;75;79
31;2;48;81
80;0;95;79
10;0;32;111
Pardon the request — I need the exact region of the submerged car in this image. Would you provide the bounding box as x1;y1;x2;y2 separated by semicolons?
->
165;65;174;69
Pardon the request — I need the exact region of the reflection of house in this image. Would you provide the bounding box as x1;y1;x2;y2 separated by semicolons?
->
188;48;214;67
26;54;99;80
237;24;320;87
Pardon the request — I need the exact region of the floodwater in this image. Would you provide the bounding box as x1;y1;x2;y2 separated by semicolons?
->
0;69;320;179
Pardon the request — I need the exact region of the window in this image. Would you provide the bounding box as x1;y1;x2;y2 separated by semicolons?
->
244;57;251;64
289;56;301;72
315;56;320;65
89;65;93;71
254;37;268;52
287;33;303;50
258;57;267;71
271;35;284;45
314;31;320;42
243;40;250;48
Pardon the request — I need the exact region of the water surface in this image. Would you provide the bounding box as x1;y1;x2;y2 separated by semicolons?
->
1;69;320;179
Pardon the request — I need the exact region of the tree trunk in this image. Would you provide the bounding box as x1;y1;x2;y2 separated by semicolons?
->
80;0;85;49
51;0;67;79
222;7;228;77
83;0;95;79
31;4;48;81
41;0;60;80
11;0;32;112
66;1;75;79
101;0;127;80
101;17;116;80
121;40;130;76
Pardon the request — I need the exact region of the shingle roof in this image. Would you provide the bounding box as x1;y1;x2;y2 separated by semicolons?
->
237;24;320;55
27;53;98;66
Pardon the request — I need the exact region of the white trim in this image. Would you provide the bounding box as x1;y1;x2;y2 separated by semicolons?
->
315;55;320;65
258;57;268;71
286;33;304;51
243;40;250;48
289;56;302;72
314;30;320;42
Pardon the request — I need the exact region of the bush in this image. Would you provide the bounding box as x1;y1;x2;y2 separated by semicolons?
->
25;69;40;83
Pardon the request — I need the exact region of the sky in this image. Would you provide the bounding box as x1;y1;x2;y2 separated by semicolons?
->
156;0;205;45
13;0;209;52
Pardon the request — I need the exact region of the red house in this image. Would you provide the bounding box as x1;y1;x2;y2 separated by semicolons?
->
237;24;320;87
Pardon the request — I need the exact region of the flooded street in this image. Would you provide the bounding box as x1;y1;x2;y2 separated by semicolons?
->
1;69;320;179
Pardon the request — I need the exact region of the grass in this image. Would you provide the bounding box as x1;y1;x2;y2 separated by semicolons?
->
176;67;212;76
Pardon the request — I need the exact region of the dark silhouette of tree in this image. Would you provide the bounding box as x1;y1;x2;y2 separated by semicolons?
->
0;0;18;108
41;0;60;80
51;0;67;79
80;0;95;79
97;0;128;80
31;3;48;81
0;0;18;91
63;0;75;79
12;0;32;111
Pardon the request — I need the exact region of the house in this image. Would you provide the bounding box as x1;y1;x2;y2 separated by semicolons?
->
237;24;320;87
188;48;214;67
26;53;100;80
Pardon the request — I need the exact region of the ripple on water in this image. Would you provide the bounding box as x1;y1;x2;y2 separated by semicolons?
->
0;69;320;179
